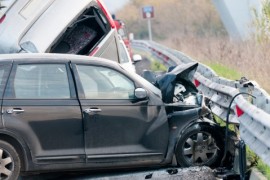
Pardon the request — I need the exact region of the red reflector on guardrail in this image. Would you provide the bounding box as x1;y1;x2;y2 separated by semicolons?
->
236;105;244;117
194;79;200;87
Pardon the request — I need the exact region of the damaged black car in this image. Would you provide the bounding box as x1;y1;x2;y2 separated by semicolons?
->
0;54;235;179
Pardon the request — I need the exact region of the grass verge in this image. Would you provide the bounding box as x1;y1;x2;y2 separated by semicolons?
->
205;62;243;80
246;148;270;179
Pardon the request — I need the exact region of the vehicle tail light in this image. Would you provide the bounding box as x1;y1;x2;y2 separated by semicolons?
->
97;0;116;28
0;15;6;24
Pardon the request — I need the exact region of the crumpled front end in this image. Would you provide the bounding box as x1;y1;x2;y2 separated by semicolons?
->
156;62;198;103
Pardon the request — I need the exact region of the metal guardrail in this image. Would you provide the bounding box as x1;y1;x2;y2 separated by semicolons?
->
132;40;270;167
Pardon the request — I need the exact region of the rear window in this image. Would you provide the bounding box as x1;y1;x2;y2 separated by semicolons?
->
50;6;111;55
0;0;16;18
0;63;12;98
119;42;130;63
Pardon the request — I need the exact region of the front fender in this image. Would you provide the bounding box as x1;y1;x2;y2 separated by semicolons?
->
168;107;201;137
162;108;202;164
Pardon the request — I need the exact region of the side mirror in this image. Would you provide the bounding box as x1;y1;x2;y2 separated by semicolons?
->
135;88;147;99
132;54;142;63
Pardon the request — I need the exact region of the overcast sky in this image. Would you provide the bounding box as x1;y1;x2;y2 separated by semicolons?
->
103;0;130;13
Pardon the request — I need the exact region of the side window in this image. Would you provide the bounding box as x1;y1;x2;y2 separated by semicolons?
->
9;64;70;99
0;64;11;97
76;65;135;99
119;42;130;64
0;70;4;80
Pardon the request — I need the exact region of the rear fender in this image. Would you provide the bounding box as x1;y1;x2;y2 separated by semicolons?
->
0;130;33;171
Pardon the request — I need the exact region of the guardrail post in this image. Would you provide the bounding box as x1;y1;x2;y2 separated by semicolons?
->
239;140;247;180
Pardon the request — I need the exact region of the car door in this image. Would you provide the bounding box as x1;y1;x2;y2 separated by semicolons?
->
2;61;84;164
72;62;169;166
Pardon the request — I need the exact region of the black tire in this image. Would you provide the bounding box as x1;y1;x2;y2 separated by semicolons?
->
0;140;21;180
175;123;224;168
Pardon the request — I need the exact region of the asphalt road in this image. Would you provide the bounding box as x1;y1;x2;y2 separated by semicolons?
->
21;166;216;180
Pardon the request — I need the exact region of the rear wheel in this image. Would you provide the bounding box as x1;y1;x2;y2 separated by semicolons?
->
175;124;224;168
0;140;21;180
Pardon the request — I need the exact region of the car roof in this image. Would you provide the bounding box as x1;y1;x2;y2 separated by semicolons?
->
0;53;121;67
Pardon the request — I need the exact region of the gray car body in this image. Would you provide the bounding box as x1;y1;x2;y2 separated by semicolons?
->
0;0;121;63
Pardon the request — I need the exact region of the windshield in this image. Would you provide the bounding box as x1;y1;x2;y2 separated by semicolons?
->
127;69;162;98
118;64;161;97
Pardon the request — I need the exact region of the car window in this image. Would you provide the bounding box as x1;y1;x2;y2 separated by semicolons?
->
0;64;11;97
119;42;130;63
76;65;135;99
129;72;162;98
50;6;110;55
10;64;70;99
0;69;4;80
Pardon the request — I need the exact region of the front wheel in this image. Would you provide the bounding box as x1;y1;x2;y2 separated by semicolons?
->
175;124;224;168
0;140;21;180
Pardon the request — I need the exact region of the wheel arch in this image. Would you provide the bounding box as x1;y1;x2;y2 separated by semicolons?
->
174;119;227;167
174;119;223;152
0;131;33;171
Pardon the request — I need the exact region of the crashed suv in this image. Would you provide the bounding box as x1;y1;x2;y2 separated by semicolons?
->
0;54;235;179
0;0;122;63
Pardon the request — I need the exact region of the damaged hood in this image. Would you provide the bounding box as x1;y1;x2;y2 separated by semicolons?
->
156;62;199;103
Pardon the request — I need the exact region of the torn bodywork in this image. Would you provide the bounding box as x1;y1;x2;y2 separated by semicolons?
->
143;62;236;168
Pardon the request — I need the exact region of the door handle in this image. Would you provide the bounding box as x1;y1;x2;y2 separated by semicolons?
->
83;108;101;132
6;108;25;114
84;108;102;113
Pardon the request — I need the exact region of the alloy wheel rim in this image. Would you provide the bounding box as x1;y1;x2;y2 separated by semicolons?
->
182;132;218;165
0;148;14;179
